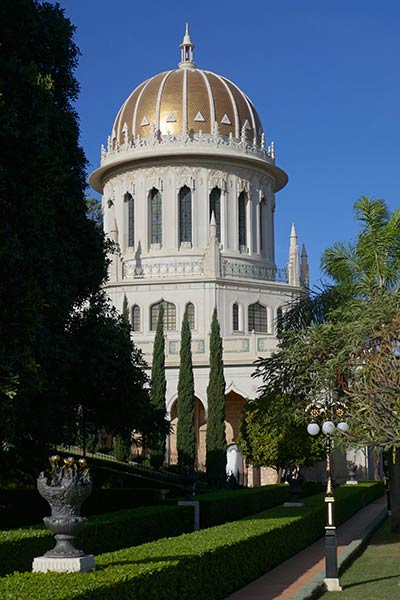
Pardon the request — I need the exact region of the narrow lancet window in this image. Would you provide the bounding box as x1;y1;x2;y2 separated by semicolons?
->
179;186;192;244
124;192;135;248
186;302;195;330
150;188;162;245
238;191;247;248
232;303;239;331
131;304;140;331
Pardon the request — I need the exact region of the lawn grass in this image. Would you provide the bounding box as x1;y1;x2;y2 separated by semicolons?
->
320;518;400;599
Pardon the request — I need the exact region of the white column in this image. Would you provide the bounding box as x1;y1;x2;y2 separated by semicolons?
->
221;183;227;251
256;198;261;256
247;192;252;255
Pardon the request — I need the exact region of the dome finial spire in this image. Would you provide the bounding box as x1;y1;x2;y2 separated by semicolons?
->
179;22;196;69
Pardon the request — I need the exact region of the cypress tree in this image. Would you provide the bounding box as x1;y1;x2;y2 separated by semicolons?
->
122;294;129;323
149;304;167;469
176;307;196;470
206;308;227;488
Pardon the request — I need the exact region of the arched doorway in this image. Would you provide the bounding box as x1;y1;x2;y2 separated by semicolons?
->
167;397;206;469
224;390;246;484
226;443;244;484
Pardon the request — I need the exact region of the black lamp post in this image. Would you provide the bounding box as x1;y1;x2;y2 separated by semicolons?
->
307;400;349;593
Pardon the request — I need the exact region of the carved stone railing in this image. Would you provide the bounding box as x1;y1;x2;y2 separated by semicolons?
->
222;259;288;283
123;258;204;280
101;130;275;166
122;257;289;284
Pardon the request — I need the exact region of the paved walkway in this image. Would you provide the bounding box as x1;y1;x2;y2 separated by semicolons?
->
226;496;386;600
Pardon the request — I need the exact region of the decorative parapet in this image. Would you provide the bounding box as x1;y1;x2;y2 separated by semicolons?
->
122;258;288;283
222;259;288;283
122;256;290;284
123;258;204;279
101;130;275;167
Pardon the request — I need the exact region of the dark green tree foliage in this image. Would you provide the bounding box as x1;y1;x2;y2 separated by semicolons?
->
122;294;129;323
176;307;196;469
253;197;400;529
149;304;167;469
0;0;107;455
113;433;132;463
238;393;324;482
206;309;227;488
62;291;152;440
0;2;158;480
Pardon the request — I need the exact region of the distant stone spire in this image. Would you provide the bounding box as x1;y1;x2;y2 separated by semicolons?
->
204;211;221;277
110;218;119;243
300;243;309;288
210;209;217;238
287;223;300;287
179;23;196;69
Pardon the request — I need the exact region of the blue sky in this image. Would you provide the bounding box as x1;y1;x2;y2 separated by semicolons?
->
58;0;400;287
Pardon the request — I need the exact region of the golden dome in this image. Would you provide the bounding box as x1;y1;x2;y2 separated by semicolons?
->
111;26;263;146
90;26;288;195
112;69;263;145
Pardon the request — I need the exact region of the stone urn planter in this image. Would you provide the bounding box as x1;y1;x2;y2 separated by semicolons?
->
346;461;358;484
32;456;95;573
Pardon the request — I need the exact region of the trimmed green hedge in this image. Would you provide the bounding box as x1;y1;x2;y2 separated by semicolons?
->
173;481;321;529
0;487;174;529
0;504;193;577
0;483;295;575
0;482;383;599
197;484;291;527
0;481;324;577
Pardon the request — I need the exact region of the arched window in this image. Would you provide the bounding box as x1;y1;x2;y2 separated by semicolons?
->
209;187;221;241
131;304;140;332
232;303;239;331
248;302;268;333
150;300;176;331
186;302;195;330
179;185;192;244
150;188;162;245
124;192;135;247
238;191;247;248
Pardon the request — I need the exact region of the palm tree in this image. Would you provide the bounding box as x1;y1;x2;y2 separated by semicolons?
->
321;197;400;296
259;197;400;530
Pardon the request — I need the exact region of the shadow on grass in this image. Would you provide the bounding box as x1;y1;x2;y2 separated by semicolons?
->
343;574;400;590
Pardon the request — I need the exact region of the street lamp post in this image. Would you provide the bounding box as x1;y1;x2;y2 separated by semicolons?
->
307;402;349;593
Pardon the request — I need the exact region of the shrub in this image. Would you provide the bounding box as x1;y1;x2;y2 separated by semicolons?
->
0;482;383;599
0;504;193;577
0;484;294;574
197;484;291;528
0;487;173;528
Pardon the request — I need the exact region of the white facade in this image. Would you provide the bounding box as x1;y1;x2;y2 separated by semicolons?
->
89;27;308;469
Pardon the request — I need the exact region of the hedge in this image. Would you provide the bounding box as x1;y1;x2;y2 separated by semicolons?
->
0;504;193;577
197;484;291;527
0;487;176;529
174;481;322;529
0;482;383;600
0;483;298;575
